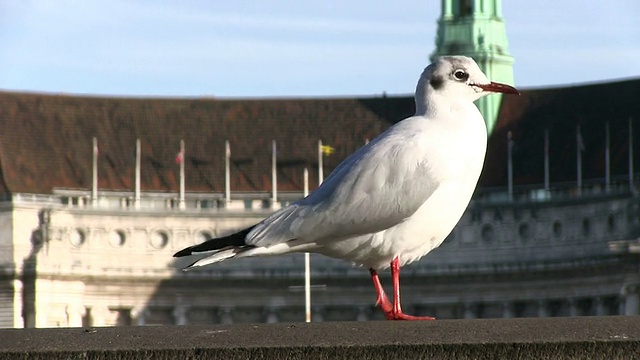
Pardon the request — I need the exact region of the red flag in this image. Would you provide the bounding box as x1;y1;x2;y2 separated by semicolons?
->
175;150;184;164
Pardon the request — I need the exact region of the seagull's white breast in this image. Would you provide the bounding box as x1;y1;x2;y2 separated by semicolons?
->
315;102;488;269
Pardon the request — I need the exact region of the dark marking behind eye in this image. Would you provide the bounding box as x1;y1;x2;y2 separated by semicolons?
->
430;75;444;90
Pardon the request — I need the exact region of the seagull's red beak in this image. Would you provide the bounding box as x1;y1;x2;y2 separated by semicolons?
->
477;82;520;95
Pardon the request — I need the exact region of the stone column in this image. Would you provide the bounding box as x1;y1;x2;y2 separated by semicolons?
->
264;307;279;323
65;304;86;327
356;306;369;321
312;306;324;322
173;305;188;326
595;297;607;316
12;279;24;328
218;307;233;324
131;307;147;326
622;285;640;315
502;302;514;318
537;300;549;318
619;296;626;315
464;303;476;319
568;299;579;317
90;305;109;327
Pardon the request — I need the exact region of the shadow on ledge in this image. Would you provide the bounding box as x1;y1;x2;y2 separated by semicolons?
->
1;317;639;360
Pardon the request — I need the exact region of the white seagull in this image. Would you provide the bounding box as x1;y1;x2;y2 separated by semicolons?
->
174;56;519;320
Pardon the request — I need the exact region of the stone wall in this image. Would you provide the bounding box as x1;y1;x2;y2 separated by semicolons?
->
0;317;639;360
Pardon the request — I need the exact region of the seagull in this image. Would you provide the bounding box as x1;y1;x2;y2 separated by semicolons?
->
174;56;519;320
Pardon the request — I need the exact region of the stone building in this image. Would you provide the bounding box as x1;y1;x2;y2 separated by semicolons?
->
1;0;640;327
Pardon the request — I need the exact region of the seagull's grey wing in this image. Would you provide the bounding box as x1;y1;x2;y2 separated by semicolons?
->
246;118;440;247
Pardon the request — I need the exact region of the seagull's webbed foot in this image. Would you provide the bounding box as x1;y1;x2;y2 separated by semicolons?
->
369;258;436;321
386;312;435;321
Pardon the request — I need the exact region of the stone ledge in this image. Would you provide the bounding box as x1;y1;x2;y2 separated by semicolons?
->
1;316;639;360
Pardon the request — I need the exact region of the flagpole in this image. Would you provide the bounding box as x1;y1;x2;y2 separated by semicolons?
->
318;140;324;185
544;128;550;192
507;131;513;201
629;118;634;188
303;167;311;322
605;122;610;192
225;140;231;205
92;137;98;207
179;139;186;210
304;167;309;197
272;140;277;208
577;125;583;196
134;138;141;209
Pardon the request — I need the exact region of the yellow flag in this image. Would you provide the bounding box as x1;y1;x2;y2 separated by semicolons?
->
321;145;335;156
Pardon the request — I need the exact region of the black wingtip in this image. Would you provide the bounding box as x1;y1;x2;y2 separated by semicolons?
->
172;225;256;258
173;247;195;258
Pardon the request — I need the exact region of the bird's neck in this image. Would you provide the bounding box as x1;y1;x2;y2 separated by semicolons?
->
414;77;430;116
415;88;482;124
415;88;451;118
414;80;450;117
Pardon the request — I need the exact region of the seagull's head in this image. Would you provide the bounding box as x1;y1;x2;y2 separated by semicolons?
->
420;56;519;103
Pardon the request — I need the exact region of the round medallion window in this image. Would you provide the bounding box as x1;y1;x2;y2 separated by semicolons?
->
607;215;616;233
552;221;563;238
109;230;126;247
518;223;530;240
70;229;86;247
151;231;169;249
481;224;494;242
582;218;591;237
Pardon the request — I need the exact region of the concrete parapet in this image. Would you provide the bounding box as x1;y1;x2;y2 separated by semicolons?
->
0;316;638;359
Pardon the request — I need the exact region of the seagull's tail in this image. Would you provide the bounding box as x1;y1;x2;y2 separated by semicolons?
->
173;226;256;271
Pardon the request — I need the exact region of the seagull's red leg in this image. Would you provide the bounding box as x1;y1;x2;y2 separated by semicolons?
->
370;260;435;320
369;268;393;317
386;257;436;320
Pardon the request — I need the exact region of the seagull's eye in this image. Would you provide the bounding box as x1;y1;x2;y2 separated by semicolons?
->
453;70;469;82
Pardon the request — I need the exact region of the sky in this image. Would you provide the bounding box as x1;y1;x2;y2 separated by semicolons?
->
0;0;638;98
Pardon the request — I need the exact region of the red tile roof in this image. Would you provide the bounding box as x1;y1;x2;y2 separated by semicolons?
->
1;78;638;196
483;78;640;188
0;92;413;194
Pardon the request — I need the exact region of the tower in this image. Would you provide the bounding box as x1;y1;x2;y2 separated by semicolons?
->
431;0;514;134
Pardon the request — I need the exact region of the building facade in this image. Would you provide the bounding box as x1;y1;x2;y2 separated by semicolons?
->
1;1;640;328
2;176;639;328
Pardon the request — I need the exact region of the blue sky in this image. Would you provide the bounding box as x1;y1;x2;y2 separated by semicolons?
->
0;0;638;97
